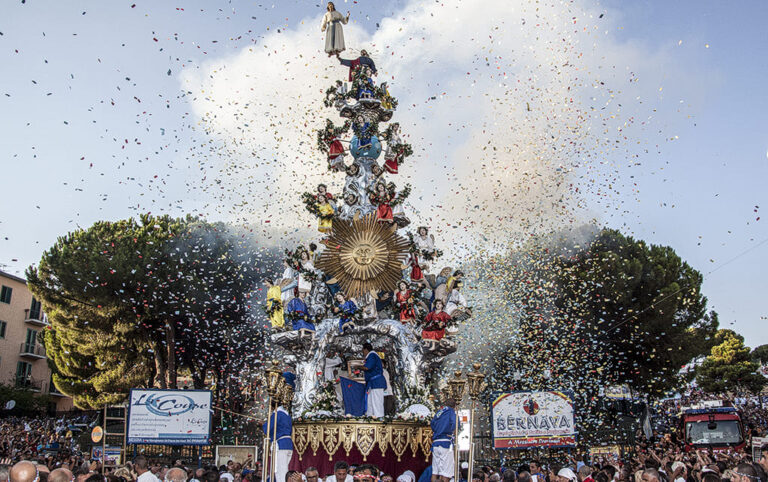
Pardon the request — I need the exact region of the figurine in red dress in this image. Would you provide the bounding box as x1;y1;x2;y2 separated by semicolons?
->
369;182;394;224
394;281;415;323
422;300;451;341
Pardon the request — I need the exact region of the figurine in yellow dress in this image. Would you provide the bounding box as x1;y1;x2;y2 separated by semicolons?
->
264;279;285;329
318;193;335;233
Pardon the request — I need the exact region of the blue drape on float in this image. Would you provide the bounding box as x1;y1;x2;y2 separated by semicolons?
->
339;376;366;416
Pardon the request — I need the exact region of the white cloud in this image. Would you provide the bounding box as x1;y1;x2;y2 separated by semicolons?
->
179;0;707;258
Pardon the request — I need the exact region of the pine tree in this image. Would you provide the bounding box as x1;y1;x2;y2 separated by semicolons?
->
751;344;768;365
696;330;766;394
27;215;269;409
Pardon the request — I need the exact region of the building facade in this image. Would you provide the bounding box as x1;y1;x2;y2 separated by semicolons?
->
0;270;73;412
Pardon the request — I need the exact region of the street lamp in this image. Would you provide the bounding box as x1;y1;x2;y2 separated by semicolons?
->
446;371;466;481
262;360;283;482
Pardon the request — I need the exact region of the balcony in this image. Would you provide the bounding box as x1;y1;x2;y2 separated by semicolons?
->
15;376;43;392
48;387;67;397
19;342;46;359
23;309;49;327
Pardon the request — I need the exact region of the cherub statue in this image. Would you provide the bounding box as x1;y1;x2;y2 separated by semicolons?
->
445;281;471;321
297;249;316;294
286;291;314;332
264;278;285;329
421;299;451;342
414;227;436;257
317;194;335;233
394;280;416;324
369;181;394;224
383;123;402;174
332;292;358;333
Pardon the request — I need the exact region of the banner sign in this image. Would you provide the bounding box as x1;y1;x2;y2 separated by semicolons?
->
491;391;576;449
457;409;471;452
753;437;768;463
589;445;622;460
604;385;632;400
104;446;122;465
127;389;212;445
215;445;258;466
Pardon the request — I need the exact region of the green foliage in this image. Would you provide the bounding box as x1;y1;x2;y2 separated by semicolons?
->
316;119;351;154
27;214;267;409
750;344;768;364
301;192;335;220
696;330;766;394
552;228;716;396
0;383;52;413
491;227;718;445
306;380;341;414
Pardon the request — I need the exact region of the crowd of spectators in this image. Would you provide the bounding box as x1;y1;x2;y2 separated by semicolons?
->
0;414;94;465
0;394;765;482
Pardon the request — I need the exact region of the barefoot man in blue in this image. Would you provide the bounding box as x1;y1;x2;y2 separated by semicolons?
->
431;396;457;482
360;342;386;418
263;402;293;482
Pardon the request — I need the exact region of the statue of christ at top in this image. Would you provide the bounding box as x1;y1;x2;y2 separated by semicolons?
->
321;2;349;57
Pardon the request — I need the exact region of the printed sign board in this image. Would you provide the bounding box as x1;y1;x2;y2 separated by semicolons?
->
604;385;632;400
753;437;768;463
491;391;576;449
91;447;103;461
215;445;258;466
589;445;621;460
457;409;471;452
127;389;212;445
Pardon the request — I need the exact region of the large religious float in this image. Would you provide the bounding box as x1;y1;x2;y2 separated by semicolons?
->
261;27;473;475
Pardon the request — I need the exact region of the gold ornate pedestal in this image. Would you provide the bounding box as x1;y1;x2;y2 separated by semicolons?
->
293;420;432;462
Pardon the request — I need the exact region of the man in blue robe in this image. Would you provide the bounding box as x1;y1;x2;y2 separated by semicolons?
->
431;397;457;482
262;404;293;482
360;342;386;418
285;291;315;331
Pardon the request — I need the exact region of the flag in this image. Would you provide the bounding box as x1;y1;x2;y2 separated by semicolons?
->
339;376;366;416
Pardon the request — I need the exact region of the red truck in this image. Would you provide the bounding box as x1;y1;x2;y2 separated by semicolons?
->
680;401;746;451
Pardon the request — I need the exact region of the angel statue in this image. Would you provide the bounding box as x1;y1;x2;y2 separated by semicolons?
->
369;181;394;224
414;226;436;257
321;2;349;57
383;123;402;174
332;292;358;333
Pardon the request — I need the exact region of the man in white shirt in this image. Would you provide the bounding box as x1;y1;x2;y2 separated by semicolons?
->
165;468;188;482
324;461;353;482
135;456;160;482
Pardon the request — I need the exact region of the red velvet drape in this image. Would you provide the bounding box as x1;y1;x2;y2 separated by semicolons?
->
288;445;431;477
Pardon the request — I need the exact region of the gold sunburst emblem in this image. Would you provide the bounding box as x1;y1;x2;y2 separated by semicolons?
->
317;214;411;298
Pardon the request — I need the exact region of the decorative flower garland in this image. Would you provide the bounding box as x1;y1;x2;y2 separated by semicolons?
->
381;124;414;165
301;192;335;221
389;183;411;207
406;232;444;261
284;247;320;283
263;298;283;318
316;119;351;154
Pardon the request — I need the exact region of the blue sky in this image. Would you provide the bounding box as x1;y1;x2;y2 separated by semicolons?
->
1;0;766;347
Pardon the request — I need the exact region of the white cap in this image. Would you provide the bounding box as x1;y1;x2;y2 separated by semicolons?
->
558;469;578;482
